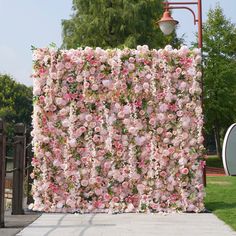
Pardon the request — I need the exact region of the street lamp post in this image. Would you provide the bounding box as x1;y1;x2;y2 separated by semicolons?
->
157;0;206;187
157;0;202;48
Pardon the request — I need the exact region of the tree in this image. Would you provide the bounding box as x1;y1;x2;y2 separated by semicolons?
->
202;5;236;158
62;0;180;49
0;74;33;139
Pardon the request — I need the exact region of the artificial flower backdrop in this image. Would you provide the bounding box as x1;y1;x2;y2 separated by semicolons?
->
31;45;205;213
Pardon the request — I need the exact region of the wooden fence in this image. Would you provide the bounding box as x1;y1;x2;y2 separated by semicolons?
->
0;119;33;228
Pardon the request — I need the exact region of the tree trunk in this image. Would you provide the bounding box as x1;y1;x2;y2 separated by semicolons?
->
214;125;222;160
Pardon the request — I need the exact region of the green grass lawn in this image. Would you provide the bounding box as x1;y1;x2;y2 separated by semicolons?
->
206;155;223;168
205;176;236;231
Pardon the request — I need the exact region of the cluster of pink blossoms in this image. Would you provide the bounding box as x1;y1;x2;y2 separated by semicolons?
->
30;45;205;213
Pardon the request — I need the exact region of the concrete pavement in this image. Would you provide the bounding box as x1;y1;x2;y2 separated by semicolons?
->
17;213;236;236
0;211;41;236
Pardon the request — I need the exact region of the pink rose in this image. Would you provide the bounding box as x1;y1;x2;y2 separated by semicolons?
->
122;181;129;189
117;175;125;183
63;93;72;101
65;62;72;69
181;168;189;175
160;171;167;178
176;67;182;74
168;147;175;154
114;102;121;110
104;161;111;170
157;113;165;122
56;201;64;209
162;149;170;156
55;98;66;106
66;199;75;208
137;184;145;194
85;114;93;122
79;126;86;133
128;63;135;71
69;139;77;148
67;76;74;83
159;103;168;112
128;57;135;63
94;126;101;133
104;193;111;201
81;179;89;187
39;95;45;102
118;111;125;119
102;80;112;87
135;136;146;146
62;119;70;127
96;176;102;183
143;82;149;90
156;127;164;134
128;127;136;134
123;105;131;114
117;151;123;157
76;75;83;82
112;197;119;203
149;117;156;126
163;138;170;144
168;114;175;120
92;134;100;143
139;110;145;116
177;111;183;117
84;81;90;88
94;200;104;209
95;188;103;196
49;104;57;111
91;84;99;91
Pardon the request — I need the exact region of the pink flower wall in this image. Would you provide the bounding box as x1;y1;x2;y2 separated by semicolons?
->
31;45;205;213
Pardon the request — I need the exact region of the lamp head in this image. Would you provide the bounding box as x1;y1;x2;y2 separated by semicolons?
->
157;10;179;35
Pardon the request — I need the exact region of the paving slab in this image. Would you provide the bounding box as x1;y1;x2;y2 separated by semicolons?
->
17;213;236;236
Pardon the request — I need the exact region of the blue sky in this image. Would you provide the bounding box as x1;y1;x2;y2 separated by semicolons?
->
0;0;235;86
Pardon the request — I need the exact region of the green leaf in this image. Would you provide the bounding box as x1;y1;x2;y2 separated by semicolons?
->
136;167;142;174
126;82;132;90
141;203;147;211
142;98;148;110
31;45;37;51
119;95;127;105
95;166;102;174
49;42;57;48
33;96;39;103
132;186;138;194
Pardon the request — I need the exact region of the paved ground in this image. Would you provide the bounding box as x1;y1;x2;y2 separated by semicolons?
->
17;213;236;236
0;211;41;236
206;166;226;176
